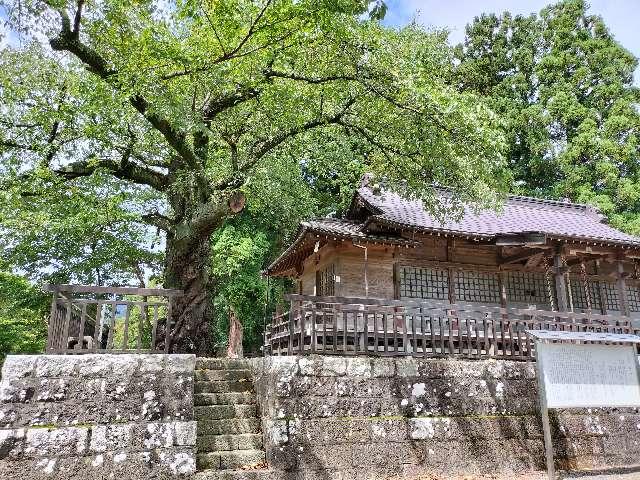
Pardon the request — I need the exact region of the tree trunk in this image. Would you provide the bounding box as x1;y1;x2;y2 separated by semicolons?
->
226;307;244;358
163;234;215;355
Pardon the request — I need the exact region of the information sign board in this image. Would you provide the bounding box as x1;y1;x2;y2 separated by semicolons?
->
527;330;640;479
536;342;640;409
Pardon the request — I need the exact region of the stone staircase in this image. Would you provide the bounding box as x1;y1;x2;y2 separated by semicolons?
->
193;358;274;480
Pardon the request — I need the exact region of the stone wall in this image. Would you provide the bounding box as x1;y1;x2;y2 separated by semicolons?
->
0;354;196;479
251;355;640;480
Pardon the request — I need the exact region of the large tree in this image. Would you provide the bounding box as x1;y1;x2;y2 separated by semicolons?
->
0;0;508;353
455;0;640;232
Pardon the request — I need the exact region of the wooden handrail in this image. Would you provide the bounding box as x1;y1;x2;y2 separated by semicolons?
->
46;284;184;354
268;295;640;360
44;284;184;296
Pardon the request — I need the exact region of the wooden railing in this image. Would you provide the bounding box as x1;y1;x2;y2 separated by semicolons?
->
265;294;640;360
45;285;183;354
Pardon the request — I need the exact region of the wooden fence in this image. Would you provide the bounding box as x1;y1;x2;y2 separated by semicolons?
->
266;294;640;360
45;285;183;354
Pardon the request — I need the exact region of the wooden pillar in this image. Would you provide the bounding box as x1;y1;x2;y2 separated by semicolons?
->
595;260;608;315
313;240;320;296
616;259;630;316
334;254;342;297
392;246;400;300
498;270;508;308
447;268;457;304
446;238;456;305
553;251;568;311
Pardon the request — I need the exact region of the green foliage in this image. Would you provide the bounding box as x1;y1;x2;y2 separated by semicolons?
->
0;171;164;284
211;165;315;352
0;272;49;360
1;0;509;351
455;0;640;233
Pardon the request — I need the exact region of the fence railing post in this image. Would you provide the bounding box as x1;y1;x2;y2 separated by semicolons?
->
288;300;295;355
46;289;59;352
43;284;183;354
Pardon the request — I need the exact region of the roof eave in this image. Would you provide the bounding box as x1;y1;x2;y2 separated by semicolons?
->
265;223;422;277
369;216;640;249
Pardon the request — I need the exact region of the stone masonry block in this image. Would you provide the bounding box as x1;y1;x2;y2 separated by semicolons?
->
371;358;395;377
34;357;77;378
0;428;25;459
368;418;410;443
111;354;145;377
298;444;354;471
165;354;196;375
142;422;174;449
317;356;347;376
344;358;372;377
90;424;134;453
173;421;197;446
1;356;38;380
24;426;89;457
74;354;113;377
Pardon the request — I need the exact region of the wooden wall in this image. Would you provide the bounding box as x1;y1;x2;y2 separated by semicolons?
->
293;233;640;325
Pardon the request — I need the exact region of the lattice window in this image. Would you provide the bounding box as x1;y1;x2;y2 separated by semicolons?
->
316;264;335;296
601;281;620;312
505;271;550;306
400;266;449;300
454;270;500;304
568;277;603;312
628;284;640;312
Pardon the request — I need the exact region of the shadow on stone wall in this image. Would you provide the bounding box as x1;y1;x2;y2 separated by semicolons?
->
250;355;640;480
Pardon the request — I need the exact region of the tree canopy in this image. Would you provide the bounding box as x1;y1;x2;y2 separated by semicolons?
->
0;0;508;353
455;0;640;233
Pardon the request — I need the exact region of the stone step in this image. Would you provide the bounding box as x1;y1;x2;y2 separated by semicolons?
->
198;418;261;436
196;358;252;370
195;393;257;406
195;369;253;382
197;433;263;453
193;469;282;480
195;404;258;420
195;380;254;394
197;449;266;470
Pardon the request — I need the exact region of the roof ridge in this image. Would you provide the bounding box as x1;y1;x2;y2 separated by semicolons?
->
505;194;591;211
360;184;599;215
305;217;361;222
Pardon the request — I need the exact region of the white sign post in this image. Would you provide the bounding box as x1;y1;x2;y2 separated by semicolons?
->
528;330;640;479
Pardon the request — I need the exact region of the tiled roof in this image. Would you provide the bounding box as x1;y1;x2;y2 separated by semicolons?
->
265;218;418;275
302;219;363;237
301;218;418;245
357;187;640;246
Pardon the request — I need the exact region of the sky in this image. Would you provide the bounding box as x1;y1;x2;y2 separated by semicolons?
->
383;0;640;85
1;1;639;81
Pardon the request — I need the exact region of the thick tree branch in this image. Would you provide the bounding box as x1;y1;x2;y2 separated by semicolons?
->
49;12;200;167
336;119;419;160
54;156;169;191
264;69;358;85
247;97;357;166
141;212;173;231
202;87;260;120
173;192;245;248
